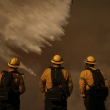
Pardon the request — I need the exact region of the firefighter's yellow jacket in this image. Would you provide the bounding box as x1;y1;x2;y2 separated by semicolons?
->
0;68;25;94
39;67;73;96
79;67;109;98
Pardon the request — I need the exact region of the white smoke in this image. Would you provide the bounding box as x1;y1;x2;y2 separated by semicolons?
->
0;0;71;75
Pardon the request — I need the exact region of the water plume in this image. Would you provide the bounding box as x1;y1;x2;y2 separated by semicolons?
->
0;0;72;74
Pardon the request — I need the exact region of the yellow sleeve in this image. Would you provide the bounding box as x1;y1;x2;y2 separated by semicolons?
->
66;72;73;97
0;73;2;85
79;71;86;98
39;69;47;96
19;74;26;94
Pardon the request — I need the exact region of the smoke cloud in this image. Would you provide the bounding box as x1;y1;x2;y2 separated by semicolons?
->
0;0;71;74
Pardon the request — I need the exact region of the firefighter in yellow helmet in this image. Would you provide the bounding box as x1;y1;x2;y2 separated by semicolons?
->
39;55;73;110
0;58;25;110
79;56;109;110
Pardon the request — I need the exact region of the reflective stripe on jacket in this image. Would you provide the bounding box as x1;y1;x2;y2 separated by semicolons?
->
79;67;109;98
39;67;73;97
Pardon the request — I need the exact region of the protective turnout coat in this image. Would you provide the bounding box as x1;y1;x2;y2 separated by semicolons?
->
39;67;73;97
79;67;109;98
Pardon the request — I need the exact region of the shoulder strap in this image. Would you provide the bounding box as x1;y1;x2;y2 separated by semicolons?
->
49;66;65;85
80;77;92;88
85;68;105;86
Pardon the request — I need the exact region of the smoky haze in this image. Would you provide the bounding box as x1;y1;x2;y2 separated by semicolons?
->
0;0;110;110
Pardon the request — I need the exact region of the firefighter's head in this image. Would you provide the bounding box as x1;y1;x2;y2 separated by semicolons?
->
85;56;96;68
51;55;63;66
8;58;20;68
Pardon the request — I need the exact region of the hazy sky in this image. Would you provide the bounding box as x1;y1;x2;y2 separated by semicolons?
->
0;0;110;110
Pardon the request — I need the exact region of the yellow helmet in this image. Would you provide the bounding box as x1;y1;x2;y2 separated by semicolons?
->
51;55;63;64
85;56;96;64
8;58;20;68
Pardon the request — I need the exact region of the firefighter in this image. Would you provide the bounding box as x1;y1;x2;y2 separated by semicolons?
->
0;58;26;110
39;55;73;110
79;56;109;110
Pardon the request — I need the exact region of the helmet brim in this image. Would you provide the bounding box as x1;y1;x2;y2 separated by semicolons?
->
85;61;96;64
51;60;63;64
8;63;20;68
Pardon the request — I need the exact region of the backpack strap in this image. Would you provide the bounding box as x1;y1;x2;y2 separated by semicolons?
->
80;77;92;89
49;66;66;88
84;68;105;86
